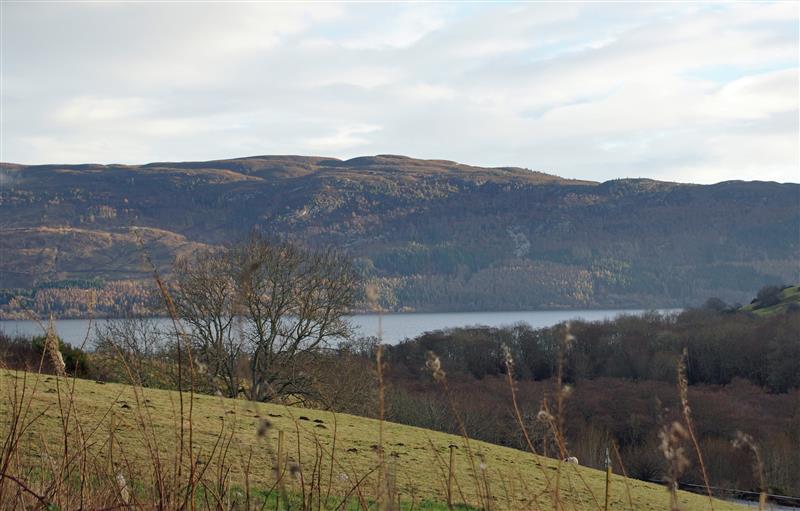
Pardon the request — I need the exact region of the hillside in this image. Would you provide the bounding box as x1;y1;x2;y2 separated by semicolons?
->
739;284;800;317
0;369;743;510
1;155;798;316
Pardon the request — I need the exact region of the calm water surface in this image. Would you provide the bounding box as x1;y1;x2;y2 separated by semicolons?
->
1;309;676;346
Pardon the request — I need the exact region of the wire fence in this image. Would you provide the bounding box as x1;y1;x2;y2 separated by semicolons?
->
644;479;800;509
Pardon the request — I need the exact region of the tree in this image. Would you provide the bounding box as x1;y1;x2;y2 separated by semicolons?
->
173;234;359;401
232;235;358;401
173;250;244;397
311;338;379;416
702;297;728;313
755;285;782;309
94;316;168;387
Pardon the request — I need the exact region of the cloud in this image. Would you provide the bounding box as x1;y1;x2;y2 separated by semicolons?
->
304;125;382;152
400;84;456;102
53;96;154;124
337;4;448;49
1;2;797;184
705;69;799;120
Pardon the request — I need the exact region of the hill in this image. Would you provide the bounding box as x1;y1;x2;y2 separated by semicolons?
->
0;369;743;510
1;155;798;316
739;284;800;316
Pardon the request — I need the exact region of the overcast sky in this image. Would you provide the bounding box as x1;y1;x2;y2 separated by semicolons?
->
1;2;798;184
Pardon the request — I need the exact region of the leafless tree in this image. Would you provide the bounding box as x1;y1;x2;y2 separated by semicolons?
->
231;235;358;401
173;234;358;401
311;337;379;415
94;315;168;387
173;249;244;397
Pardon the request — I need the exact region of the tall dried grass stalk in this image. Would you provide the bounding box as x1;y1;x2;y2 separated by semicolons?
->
136;228;201;509
732;431;767;511
375;343;388;509
425;351;489;509
502;344;558;506
678;349;714;510
610;441;634;511
659;421;690;511
44;318;65;377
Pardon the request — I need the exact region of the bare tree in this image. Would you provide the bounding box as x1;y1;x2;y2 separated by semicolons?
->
94;316;169;387
232;235;358;401
312;337;379;415
173;249;245;397
173;234;358;401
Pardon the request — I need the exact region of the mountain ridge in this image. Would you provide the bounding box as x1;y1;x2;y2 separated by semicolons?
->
1;154;798;317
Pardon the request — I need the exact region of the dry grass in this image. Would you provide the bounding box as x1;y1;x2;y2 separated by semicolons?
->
0;366;746;510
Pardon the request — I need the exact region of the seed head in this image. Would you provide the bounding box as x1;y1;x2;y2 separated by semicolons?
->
536;410;554;423
45;319;66;376
425;351;446;382
502;344;514;371
563;322;576;351
678;349;691;416
365;283;380;310
116;472;130;505
732;431;754;450
658;421;690;475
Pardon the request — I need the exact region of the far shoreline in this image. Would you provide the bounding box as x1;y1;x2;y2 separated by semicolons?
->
1;308;684;346
0;304;688;322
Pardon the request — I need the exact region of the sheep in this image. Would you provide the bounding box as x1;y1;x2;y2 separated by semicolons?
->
563;456;579;465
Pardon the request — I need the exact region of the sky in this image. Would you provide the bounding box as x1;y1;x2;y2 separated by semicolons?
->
1;2;798;184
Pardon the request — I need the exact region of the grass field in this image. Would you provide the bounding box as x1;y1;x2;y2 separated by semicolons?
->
0;369;744;510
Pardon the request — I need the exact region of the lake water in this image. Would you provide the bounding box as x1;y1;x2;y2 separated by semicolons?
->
0;308;676;346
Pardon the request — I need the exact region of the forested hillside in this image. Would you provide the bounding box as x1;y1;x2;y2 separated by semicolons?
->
1;154;798;316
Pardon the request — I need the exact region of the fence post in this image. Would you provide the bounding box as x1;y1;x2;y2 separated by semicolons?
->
448;445;456;508
276;429;285;508
277;430;285;480
604;446;612;511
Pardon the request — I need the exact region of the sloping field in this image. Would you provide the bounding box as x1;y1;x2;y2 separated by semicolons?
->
739;285;800;316
0;369;742;510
